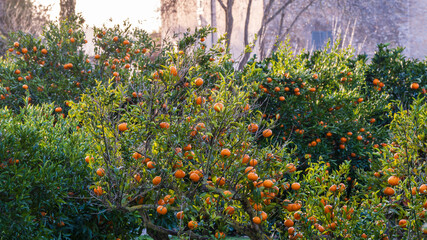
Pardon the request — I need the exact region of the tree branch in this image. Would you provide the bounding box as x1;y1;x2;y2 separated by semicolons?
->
217;0;226;10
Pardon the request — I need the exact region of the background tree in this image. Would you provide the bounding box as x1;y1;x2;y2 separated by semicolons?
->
0;0;50;54
60;0;76;21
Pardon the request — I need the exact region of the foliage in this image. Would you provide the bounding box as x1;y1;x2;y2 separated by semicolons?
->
0;103;142;239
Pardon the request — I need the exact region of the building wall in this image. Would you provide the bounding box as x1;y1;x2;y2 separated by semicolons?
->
161;0;427;60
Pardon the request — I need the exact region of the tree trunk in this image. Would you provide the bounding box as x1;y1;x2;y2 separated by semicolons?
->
224;0;234;48
60;0;76;21
238;0;253;70
211;0;217;45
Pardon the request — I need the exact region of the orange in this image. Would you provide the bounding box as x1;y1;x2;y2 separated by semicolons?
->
170;66;178;76
41;49;47;54
242;154;250;164
252;216;261;224
55;107;62;113
410;83;419;90
215;232;225;239
384;187;395;196
13;42;19;48
189;172;200;182
387;176;399;186
225;206;235;215
249;159;258;166
94;186;103;196
248;123;259;133
156;205;167;215
195;78;204;87
247;172;258;181
118;123;128;132
398;219;407;228
216;177;225;186
324;205;333;213
152;176;162;185
214;102;224;112
329;184;337;192
279;96;285;101
96;168;105;177
188;220;198;230
263;179;273;188
291;182;300;190
175;169;185;178
284;219;294;227
176;211;184;219
159;122;170;129
286;163;296;172
262;129;272;138
22;84;28;90
220;148;231;157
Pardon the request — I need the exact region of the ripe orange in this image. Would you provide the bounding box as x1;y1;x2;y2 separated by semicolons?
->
55;107;62;113
96;168;105;177
242;154;250;164
398;219;407;228
249;159;258;166
216;177;225;186
284;219;294;227
167;66;177;76
94;186;103;196
215;232;225;239
41;49;47;54
286;163;296;172
248;123;259;133
225;205;235;215
176;211;184;219
324;205;333;213
262;129;272;138
220;148;231;157
13;42;19;48
279;96;285;101
189;172;200;182
159;122;170;129
22;84;28;90
252;216;261;224
175;169;186;178
410;83;419;90
329;184;337;192
156;205;167;215
387;176;399;186
384;187;395;196
118;123;128;132
263;179;273;188
248;172;258;181
195;78;204;87
152;176;162;185
123;40;130;45
214;102;224;112
188;220;198;230
291;182;300;190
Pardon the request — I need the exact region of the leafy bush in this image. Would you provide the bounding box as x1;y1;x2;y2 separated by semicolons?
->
0;103;142;239
243;41;389;174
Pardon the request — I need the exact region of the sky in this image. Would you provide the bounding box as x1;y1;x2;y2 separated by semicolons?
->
34;0;161;33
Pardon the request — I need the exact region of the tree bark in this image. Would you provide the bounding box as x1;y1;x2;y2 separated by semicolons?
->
218;0;235;48
238;0;253;70
211;0;217;45
60;0;76;21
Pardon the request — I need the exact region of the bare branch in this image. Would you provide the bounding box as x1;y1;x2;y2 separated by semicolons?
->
217;0;226;10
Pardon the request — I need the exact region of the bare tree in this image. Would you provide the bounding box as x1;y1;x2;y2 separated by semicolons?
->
60;0;76;21
217;0;235;48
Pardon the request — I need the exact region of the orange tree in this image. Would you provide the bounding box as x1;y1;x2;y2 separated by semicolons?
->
365;44;427;111
242;41;389;177
0;15;169;114
0;103;143;239
68;28;310;239
356;96;427;239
